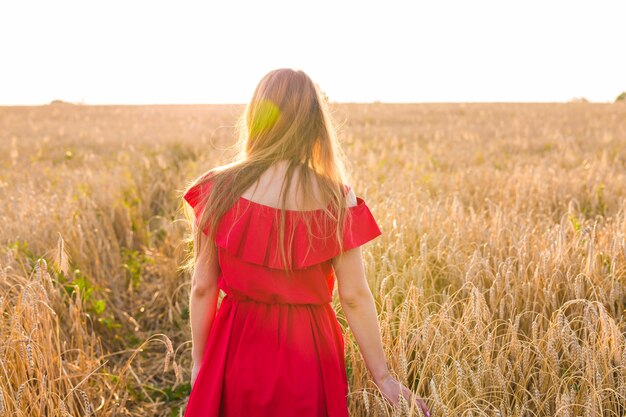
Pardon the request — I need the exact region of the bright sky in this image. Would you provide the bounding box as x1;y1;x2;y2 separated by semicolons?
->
1;0;625;104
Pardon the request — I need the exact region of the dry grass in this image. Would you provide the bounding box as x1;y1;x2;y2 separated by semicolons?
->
1;102;625;416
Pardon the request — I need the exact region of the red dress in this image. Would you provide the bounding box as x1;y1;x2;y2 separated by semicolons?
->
182;172;382;417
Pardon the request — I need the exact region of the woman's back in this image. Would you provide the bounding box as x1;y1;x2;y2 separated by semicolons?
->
239;160;336;212
182;164;382;416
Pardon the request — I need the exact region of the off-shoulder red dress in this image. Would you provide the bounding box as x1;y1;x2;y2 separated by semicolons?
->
182;172;382;417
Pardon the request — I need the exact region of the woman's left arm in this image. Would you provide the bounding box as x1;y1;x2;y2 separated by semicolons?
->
189;226;221;368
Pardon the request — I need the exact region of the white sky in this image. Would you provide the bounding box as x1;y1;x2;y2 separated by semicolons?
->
1;0;625;104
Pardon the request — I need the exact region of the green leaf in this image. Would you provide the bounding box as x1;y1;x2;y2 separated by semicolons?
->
93;299;106;314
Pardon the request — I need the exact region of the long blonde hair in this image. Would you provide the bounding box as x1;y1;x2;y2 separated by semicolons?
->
182;68;352;275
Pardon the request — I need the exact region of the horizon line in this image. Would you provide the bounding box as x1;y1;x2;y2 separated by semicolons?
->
0;98;620;107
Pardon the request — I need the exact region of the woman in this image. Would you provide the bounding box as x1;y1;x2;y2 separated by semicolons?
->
181;68;430;417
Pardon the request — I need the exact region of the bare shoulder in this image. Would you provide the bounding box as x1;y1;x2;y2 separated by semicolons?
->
200;162;236;179
345;186;357;208
210;162;237;174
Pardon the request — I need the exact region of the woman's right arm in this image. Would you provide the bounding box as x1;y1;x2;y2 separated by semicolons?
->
333;244;391;383
333;247;431;416
332;188;430;415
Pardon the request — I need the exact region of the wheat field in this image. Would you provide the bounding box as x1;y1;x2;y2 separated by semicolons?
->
1;102;625;416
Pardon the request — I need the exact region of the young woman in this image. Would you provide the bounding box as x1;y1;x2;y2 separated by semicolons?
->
181;68;430;417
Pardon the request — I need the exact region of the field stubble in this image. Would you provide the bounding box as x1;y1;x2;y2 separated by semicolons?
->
0;102;625;416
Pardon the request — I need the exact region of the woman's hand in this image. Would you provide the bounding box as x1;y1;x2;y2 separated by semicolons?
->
191;362;201;387
374;373;431;417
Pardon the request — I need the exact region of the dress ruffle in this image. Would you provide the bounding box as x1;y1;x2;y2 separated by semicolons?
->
183;172;382;269
182;171;215;226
